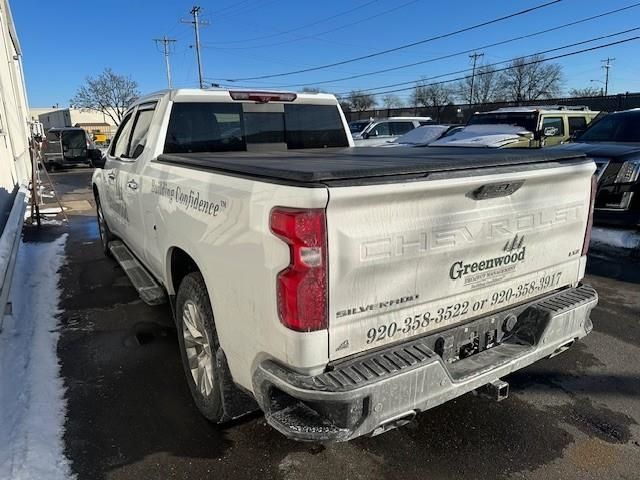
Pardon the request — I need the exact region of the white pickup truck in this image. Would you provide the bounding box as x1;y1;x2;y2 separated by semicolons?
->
92;89;598;442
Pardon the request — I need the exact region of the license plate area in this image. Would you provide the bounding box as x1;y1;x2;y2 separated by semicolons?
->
415;295;552;365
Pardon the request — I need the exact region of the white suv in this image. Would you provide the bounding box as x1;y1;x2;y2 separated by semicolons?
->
353;116;433;145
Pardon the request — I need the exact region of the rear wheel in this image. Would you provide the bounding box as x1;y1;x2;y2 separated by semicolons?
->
176;272;224;422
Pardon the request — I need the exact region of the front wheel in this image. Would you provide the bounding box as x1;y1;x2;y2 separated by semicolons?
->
176;272;224;422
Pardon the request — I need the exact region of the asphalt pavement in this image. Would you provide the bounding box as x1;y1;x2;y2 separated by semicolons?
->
23;168;640;480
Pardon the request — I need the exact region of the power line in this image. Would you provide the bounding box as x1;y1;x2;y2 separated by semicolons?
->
181;6;210;89
209;0;380;45
205;0;420;51
225;0;562;81
602;57;615;95
250;2;640;89
345;36;639;98
153;36;177;88
335;27;640;96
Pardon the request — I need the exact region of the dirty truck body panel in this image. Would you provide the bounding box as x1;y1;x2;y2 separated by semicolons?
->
92;89;597;441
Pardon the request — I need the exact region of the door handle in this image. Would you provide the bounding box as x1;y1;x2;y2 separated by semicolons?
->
127;179;138;191
107;172;116;181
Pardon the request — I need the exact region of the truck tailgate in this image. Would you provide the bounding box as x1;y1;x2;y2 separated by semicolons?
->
326;160;595;360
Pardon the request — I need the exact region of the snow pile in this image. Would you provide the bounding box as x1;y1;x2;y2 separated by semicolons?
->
384;125;451;147
590;227;640;251
430;124;531;148
0;234;73;480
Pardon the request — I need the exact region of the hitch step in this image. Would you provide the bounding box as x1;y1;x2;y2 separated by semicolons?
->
475;379;509;402
108;240;166;305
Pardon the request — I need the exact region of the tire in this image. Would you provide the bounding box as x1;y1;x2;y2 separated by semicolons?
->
95;195;114;257
176;272;224;422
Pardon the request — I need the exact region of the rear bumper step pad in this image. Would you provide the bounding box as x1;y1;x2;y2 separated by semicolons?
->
253;284;597;441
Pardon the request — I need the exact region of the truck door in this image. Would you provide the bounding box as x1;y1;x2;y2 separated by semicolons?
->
111;102;157;260
540;116;566;146
103;111;134;238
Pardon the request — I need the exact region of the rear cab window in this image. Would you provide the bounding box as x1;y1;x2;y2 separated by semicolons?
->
163;101;348;153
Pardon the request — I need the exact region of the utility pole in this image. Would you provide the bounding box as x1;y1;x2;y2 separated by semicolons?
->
153;36;177;88
468;52;484;108
182;6;209;89
601;57;615;96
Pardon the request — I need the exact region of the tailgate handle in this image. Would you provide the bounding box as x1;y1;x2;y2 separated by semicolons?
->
469;181;524;200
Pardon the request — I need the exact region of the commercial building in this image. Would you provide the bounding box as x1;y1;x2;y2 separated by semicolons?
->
34;107;117;140
0;0;32;324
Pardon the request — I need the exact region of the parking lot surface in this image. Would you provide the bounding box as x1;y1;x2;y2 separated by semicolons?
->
26;169;640;480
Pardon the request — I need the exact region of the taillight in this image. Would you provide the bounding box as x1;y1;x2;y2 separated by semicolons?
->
229;91;297;103
270;207;327;332
582;174;597;256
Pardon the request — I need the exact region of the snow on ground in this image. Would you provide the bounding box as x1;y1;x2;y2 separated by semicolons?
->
0;234;73;480
591;227;640;251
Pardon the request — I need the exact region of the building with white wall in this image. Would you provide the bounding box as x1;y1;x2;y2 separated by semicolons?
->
0;0;33;324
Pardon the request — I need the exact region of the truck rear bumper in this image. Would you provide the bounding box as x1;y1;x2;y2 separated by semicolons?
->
252;285;597;442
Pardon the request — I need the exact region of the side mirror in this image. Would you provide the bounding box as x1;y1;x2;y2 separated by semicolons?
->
91;155;106;169
131;144;145;158
542;126;559;137
361;131;370;139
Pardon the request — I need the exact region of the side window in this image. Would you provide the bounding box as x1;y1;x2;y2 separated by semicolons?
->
128;104;157;158
390;121;415;136
371;122;391;136
568;116;587;135
541;117;565;136
111;112;134;158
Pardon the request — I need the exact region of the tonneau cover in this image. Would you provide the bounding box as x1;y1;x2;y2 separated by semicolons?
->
157;146;587;184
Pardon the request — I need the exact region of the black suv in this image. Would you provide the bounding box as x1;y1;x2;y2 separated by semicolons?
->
553;109;640;229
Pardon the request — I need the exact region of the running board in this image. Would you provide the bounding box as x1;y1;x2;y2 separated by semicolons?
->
108;240;166;305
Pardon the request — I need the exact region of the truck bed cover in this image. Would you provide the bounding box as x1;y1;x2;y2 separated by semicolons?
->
157;146;587;185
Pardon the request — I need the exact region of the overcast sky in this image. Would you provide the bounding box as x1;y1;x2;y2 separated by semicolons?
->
12;0;640;107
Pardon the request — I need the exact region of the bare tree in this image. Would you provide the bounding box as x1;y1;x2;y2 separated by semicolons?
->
569;86;602;97
71;68;139;125
334;94;353;115
410;82;453;121
497;55;563;103
456;65;501;105
348;90;377;111
381;94;403;109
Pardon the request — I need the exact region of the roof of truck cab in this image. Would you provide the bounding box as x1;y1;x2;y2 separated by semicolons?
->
157;146;588;186
132;88;338;106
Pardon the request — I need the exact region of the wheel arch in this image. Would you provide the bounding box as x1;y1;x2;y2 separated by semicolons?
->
166;245;201;296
